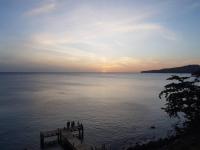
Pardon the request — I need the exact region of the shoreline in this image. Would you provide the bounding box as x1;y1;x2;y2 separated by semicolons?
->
127;130;200;150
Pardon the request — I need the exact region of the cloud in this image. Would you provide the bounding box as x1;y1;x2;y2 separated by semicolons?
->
22;1;179;72
92;21;177;41
25;1;56;16
28;17;178;67
31;33;74;45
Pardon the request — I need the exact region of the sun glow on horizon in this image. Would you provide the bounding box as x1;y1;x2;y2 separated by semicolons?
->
0;0;200;72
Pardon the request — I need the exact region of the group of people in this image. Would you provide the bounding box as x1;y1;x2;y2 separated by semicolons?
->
66;121;75;128
66;121;84;131
66;121;84;141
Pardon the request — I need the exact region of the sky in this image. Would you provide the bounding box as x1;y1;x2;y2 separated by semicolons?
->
0;0;200;72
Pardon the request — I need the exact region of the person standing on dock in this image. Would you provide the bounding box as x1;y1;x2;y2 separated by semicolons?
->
71;121;75;128
80;123;84;140
67;121;70;129
78;124;81;139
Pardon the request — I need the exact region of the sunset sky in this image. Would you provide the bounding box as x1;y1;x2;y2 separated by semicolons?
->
0;0;200;72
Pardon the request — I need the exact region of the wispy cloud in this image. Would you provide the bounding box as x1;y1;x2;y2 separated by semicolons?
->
14;0;189;72
25;1;56;16
31;33;74;46
26;3;178;72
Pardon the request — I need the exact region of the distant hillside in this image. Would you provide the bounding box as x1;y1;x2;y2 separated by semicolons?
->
141;65;200;73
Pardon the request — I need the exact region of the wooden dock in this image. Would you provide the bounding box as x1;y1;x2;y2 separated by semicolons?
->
40;121;111;150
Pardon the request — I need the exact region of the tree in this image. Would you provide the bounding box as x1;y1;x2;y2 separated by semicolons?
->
159;74;200;127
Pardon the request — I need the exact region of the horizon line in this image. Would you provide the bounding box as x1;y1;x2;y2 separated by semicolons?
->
0;71;139;73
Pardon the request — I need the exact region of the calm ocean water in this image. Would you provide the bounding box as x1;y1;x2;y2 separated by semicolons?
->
0;73;183;150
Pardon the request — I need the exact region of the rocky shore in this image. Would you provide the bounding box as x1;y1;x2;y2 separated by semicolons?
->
127;130;200;150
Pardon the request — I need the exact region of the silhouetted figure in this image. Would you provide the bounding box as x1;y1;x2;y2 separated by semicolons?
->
78;125;81;139
80;123;84;131
67;121;70;129
80;123;84;141
71;121;75;128
77;121;80;126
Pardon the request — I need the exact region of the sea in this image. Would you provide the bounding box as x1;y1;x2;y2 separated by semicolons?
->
0;73;187;150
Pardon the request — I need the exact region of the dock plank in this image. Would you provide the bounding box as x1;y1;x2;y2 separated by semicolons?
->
61;130;91;150
40;122;91;150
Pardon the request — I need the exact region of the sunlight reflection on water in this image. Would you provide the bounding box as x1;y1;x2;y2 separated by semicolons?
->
0;73;184;150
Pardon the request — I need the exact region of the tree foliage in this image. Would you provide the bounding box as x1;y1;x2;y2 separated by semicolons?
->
159;75;200;126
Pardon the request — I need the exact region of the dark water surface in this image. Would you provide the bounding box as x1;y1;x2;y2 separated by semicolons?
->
0;73;182;150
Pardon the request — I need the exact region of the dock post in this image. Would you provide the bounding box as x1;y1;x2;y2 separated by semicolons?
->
40;132;44;149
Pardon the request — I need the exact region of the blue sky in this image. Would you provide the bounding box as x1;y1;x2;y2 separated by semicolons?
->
0;0;200;72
